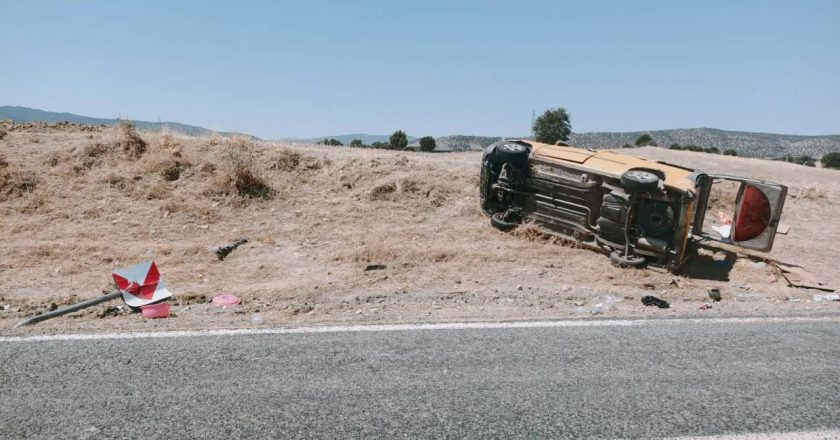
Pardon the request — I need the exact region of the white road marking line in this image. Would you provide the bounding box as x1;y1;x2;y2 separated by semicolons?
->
662;428;840;440
1;315;837;343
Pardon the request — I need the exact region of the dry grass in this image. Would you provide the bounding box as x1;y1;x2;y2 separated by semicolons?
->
1;129;839;334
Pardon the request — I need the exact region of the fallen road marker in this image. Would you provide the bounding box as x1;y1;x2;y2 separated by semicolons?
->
14;260;173;328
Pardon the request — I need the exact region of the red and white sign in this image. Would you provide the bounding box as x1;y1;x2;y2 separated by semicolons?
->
112;261;172;308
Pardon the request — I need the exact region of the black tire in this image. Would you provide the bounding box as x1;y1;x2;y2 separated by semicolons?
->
491;211;521;232
621;169;659;192
610;250;646;268
493;143;530;164
637;200;675;239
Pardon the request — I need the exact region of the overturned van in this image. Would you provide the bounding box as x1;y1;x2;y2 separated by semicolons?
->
479;140;788;270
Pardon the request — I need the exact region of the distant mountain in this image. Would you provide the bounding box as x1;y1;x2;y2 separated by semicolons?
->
0;106;257;139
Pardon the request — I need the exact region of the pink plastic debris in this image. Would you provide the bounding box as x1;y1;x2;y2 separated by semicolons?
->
212;294;241;307
140;303;170;319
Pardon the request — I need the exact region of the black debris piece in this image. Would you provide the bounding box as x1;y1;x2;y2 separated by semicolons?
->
215;239;248;261
364;264;387;271
641;295;670;309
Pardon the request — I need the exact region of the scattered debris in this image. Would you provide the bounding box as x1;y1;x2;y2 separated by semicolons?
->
250;313;264;324
735;293;764;302
776;223;790;235
573;295;622;315
699;304;713;310
643;283;656;290
751;261;767;270
709;289;722;302
786;297;801;303
140;303;171;319
641;295;669;309
670;278;681;288
215;239;248;261
212;294;241;307
813;293;840;303
775;262;837;292
364;264;387;271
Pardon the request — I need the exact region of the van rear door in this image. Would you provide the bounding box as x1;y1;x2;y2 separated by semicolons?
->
693;175;788;252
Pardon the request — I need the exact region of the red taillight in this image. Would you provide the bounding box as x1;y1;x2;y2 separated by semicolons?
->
733;184;771;242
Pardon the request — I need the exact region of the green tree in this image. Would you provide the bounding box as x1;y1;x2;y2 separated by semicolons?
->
621;143;635;149
635;134;656;147
371;141;388;149
418;136;436;152
723;149;737;156
389;130;408;150
669;143;683;150
349;139;365;148
821;152;840;169
532;107;571;144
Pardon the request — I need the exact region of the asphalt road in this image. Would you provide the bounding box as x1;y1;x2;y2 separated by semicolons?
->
2;317;840;439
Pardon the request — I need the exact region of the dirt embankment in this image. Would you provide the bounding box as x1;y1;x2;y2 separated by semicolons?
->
1;125;838;335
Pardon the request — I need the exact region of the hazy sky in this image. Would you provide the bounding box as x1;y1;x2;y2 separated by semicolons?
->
2;0;838;138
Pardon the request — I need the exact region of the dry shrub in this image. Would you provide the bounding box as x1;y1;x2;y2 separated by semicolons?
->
115;121;147;158
43;151;67;167
103;174;133;191
269;148;325;172
71;142;114;174
370;182;397;200
368;177;451;206
0;156;39;202
208;137;273;199
0;127;7;141
137;133;189;181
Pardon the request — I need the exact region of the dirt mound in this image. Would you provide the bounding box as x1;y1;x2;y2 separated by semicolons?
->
1;127;838;334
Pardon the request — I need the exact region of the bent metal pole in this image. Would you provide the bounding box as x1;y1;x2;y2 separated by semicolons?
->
14;291;123;328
